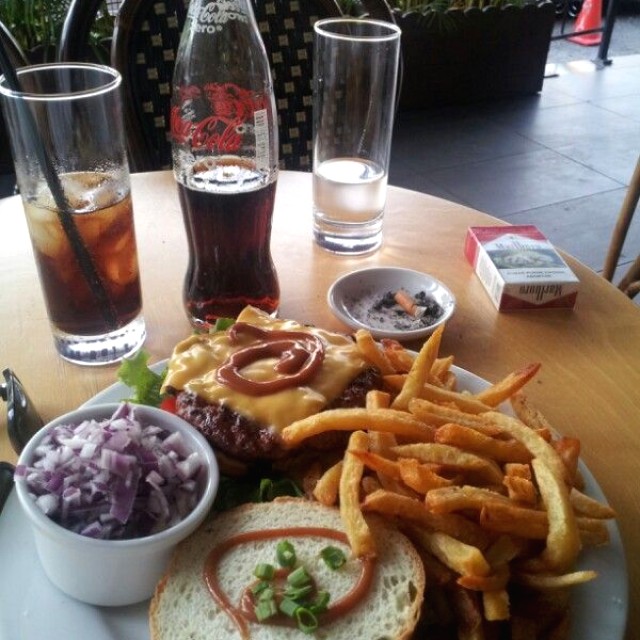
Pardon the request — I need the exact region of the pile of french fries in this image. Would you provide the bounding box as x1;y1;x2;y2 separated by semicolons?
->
280;325;616;639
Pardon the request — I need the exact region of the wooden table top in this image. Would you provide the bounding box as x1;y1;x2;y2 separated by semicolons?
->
1;170;638;637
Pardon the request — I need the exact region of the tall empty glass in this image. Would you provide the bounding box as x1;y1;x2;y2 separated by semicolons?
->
0;63;145;365
312;18;401;255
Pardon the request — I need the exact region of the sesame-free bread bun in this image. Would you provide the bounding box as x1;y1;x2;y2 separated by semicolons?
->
150;498;425;640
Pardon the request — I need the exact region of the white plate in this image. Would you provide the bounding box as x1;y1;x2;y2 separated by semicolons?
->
327;266;456;341
0;365;628;640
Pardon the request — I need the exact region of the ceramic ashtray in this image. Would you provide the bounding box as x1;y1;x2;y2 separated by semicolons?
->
327;267;456;341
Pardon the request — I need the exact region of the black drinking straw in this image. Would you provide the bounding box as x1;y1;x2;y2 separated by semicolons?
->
0;47;118;331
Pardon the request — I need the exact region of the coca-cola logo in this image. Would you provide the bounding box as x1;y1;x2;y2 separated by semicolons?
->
192;0;249;33
171;82;265;154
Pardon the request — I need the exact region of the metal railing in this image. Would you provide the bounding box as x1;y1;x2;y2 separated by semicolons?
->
551;0;619;66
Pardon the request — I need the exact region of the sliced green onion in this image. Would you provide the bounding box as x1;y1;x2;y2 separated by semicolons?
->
251;580;270;596
255;598;278;622
278;596;300;618
295;607;319;634
287;565;311;588
276;540;296;567
257;586;275;603
283;584;313;601
254;563;275;580
310;590;330;614
320;545;347;570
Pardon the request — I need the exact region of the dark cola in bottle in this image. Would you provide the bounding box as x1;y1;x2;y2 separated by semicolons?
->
171;0;280;329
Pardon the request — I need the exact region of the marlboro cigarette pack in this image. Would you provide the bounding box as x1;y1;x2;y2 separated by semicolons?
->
464;225;579;311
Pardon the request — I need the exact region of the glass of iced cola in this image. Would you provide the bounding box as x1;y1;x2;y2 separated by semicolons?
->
0;63;145;365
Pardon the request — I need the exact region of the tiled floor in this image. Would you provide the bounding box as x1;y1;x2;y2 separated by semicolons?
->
389;54;640;287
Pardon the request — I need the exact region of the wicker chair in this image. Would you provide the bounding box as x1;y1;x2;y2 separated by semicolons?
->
61;0;396;172
602;156;640;299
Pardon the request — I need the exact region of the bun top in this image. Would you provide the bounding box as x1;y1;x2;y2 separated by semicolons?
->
162;306;369;432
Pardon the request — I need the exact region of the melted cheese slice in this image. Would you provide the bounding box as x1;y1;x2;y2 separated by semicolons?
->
162;307;368;433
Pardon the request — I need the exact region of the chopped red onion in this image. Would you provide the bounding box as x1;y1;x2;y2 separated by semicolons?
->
15;403;205;540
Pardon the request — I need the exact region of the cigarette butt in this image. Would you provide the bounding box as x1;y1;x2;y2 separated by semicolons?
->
394;289;419;317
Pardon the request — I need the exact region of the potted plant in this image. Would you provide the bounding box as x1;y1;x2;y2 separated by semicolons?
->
0;1;115;181
384;0;556;108
0;0;114;63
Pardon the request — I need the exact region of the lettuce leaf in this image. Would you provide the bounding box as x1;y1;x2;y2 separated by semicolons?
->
117;350;166;407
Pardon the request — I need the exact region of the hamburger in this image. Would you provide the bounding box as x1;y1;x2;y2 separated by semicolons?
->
161;306;383;472
150;499;425;640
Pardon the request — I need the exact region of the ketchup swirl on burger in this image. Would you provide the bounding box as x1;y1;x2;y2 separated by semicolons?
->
216;323;326;396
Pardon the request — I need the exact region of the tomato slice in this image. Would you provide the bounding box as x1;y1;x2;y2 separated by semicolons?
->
160;396;177;414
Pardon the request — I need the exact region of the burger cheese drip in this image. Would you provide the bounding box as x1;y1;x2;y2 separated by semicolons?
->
216;323;325;396
203;528;375;639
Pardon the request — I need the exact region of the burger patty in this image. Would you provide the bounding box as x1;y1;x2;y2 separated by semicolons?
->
173;367;383;463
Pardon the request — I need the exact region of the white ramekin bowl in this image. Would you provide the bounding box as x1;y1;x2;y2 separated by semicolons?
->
13;402;219;606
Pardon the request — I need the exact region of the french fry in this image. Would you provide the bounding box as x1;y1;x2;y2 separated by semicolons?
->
503;474;538;505
355;329;395;375
504;462;531;479
474;363;541;407
367;429;415;496
479;502;549;540
362;489;491;549
457;564;509;592
435;423;532;463
398;457;456;493
570;487;616;519
426;485;510;515
409;398;503;434
530;457;580;572
350;450;402;481
391;324;444;410
393;443;504;486
483;589;510;621
513;570;597;589
366;389;391;410
420;385;493;414
553;436;581;485
339;431;375;557
482;412;570;485
281;408;437;447
431;355;456;386
577;516;611;547
383;374;407;392
416;548;457;586
380;338;415;373
312;460;343;506
407;524;491;577
296;327;614;636
484;535;524;567
510;391;553;432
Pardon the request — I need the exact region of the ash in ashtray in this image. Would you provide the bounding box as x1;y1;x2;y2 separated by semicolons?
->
350;289;444;332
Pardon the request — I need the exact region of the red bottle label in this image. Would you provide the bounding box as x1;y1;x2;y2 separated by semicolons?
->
171;82;267;154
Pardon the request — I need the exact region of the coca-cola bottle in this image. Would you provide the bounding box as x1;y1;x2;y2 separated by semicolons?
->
171;0;280;329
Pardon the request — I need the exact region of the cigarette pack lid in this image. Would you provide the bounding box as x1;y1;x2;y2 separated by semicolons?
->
464;225;579;311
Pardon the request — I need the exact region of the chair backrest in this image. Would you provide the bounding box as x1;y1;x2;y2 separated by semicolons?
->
602;156;640;299
0;20;30;176
57;0;117;64
0;20;29;70
110;0;397;173
111;0;188;173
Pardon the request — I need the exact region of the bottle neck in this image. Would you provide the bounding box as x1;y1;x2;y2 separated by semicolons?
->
185;0;260;39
